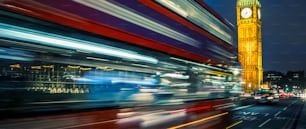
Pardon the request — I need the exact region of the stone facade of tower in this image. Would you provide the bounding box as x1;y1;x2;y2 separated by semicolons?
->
237;0;263;93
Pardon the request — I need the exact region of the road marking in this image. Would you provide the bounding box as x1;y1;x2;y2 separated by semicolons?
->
232;104;254;111
264;113;269;117
274;111;281;117
167;112;229;129
275;117;287;120
241;111;260;116
240;116;257;121
242;112;250;115
251;112;259;115
258;118;271;128
283;107;288;111
226;120;243;129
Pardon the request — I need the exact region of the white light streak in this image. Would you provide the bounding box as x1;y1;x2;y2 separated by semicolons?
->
73;0;200;47
0;23;158;64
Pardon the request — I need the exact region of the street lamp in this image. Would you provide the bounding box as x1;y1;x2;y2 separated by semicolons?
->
248;83;252;94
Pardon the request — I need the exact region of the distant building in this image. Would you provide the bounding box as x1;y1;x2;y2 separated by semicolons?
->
285;71;304;91
263;71;305;92
286;71;304;81
263;71;284;87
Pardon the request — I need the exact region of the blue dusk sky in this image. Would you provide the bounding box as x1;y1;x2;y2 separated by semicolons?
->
205;0;306;73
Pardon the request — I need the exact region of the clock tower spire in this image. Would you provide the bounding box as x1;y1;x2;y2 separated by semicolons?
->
237;0;263;93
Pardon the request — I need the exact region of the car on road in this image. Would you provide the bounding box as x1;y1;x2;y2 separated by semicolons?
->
254;88;279;104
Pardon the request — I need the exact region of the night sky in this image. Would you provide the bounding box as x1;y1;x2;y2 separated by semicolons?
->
205;0;306;73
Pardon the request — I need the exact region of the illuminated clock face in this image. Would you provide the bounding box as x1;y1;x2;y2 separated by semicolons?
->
241;8;252;19
258;9;261;19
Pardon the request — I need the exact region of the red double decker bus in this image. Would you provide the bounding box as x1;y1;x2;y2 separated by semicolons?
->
0;0;241;128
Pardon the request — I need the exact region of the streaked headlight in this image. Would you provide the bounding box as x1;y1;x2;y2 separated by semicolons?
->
267;97;274;100
254;96;261;99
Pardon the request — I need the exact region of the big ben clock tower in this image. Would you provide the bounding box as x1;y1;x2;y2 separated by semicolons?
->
237;0;263;93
